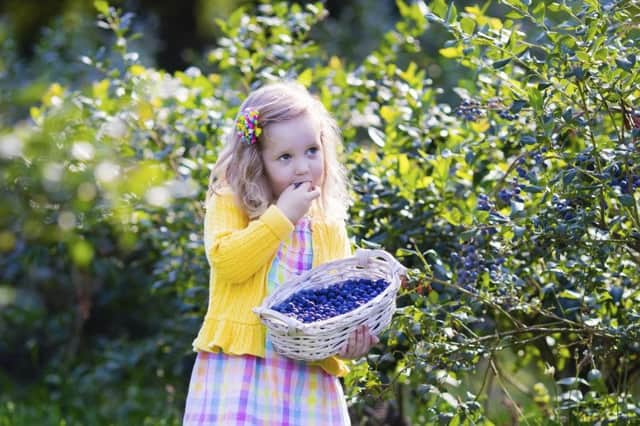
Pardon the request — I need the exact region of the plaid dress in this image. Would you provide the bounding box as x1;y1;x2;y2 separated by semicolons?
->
183;217;351;425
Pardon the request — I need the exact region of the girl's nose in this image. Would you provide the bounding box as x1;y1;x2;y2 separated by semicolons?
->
294;159;310;174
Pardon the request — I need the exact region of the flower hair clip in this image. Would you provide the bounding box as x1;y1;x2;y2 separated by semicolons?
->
236;109;262;145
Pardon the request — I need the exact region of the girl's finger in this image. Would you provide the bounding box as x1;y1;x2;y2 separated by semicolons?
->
358;325;367;347
308;187;321;198
358;326;368;351
346;328;360;357
340;325;378;358
343;330;356;356
366;325;379;344
400;275;408;289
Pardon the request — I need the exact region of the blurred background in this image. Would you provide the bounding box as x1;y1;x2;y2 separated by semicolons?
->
2;0;398;71
0;0;471;126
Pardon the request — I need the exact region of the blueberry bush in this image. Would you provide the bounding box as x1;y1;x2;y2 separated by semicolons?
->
1;0;639;424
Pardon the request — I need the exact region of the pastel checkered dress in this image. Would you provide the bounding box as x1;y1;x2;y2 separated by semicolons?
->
183;217;351;425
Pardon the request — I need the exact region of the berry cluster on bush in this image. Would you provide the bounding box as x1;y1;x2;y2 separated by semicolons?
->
455;99;484;121
605;163;640;194
551;195;576;221
450;244;482;289
498;109;518;121
514;148;547;185
450;243;508;292
575;149;596;169
271;279;389;323
476;180;524;212
497;182;524;205
454;97;524;122
477;193;494;211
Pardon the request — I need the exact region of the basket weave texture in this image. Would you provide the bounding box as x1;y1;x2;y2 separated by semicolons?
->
253;249;407;361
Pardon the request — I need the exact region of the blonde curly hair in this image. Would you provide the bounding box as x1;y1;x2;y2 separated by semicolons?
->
207;81;350;221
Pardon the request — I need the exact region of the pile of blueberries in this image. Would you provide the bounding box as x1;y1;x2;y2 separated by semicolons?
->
271;278;390;323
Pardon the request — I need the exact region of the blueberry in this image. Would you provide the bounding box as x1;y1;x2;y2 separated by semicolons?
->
609;286;623;303
516;167;527;178
587;369;602;383
498;189;512;203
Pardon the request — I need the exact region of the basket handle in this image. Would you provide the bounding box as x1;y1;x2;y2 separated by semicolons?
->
252;306;304;335
354;248;407;278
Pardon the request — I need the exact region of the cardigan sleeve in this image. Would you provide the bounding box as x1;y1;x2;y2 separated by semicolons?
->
203;191;294;284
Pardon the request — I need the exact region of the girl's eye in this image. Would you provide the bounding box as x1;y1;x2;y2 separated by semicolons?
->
307;147;319;155
278;154;291;161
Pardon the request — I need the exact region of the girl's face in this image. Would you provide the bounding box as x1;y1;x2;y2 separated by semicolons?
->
260;113;325;198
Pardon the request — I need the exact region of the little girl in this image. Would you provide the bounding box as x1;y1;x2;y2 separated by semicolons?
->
183;81;379;425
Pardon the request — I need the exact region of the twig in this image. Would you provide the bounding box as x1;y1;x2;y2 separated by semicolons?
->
490;359;531;425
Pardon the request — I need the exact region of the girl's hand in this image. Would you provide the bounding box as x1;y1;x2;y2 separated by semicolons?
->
276;181;320;223
338;325;379;360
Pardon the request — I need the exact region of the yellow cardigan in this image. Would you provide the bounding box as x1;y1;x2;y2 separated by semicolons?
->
192;188;352;377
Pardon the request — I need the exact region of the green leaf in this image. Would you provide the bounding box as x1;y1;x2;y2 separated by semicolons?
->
493;58;511;69
446;1;458;23
558;290;582;300
563;169;576;185
431;0;448;19
70;239;94;267
510;100;527;113
440;392;459;408
520;134;537;144
398;0;428;29
532;2;545;20
441;208;461;226
489;211;509;223
297;68;313;87
502;0;528;13
94;0;109;14
615;57;633;71
527;87;544;112
368;127;386;147
433;263;451;281
505;10;524;19
460;17;476;35
557;377;589;387
619;194;634;206
548;2;563;12
439;46;462;58
228;7;247;29
397;0;410;17
627;53;637;66
450;413;461;426
428;290;439;304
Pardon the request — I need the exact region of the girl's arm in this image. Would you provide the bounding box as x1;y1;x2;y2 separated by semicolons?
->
204;192;294;283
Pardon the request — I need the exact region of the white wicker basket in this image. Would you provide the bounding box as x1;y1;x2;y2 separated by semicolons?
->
253;249;407;361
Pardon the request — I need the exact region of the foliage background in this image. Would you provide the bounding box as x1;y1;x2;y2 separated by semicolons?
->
1;0;639;424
